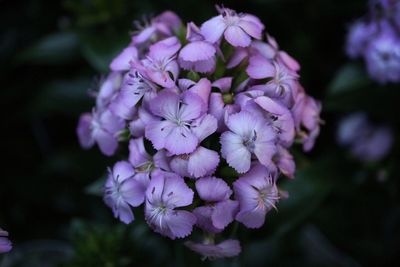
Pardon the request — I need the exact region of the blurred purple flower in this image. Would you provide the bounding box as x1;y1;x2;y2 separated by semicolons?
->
185;239;241;260
0;229;12;254
132;11;182;45
338;113;393;161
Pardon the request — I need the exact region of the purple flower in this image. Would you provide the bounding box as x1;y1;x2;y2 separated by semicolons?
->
201;6;264;47
110;70;158;119
104;161;149;224
179;22;217;73
247;58;298;107
145;90;206;155
145;171;196;239
233;164;279;228
220;111;277;173
185;239;241;260
0;229;12;253
132;37;181;88
169;114;220;178
132;11;182;45
177;78;212;110
77;109;125;156
365;27;400;83
244;96;296;147
193;177;238;233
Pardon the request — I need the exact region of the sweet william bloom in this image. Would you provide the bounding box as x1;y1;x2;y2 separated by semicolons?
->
77;109;125;156
145;171;196;239
234;164;279;228
179;22;217;73
132;11;182;45
132;37;181;88
169;114;220;178
145;90;206;155
0;229;12;253
110;70;158;119
193;177;238;233
176;78;212;110
220;111;277;173
104;161;149;224
201;6;264;47
247;57;299;107
247;95;296;147
185;239;241;260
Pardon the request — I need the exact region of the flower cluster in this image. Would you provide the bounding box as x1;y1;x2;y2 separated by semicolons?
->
0;228;12;254
77;6;322;259
337;112;393;162
346;0;400;83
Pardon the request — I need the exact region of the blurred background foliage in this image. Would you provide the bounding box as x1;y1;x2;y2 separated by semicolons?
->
1;0;400;266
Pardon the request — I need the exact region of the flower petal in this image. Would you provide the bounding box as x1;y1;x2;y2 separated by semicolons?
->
77;113;94;149
165;126;198;155
110;46;138;71
212;200;239;229
246;55;275;79
188;147;220;178
195;176;232;202
145;120;175;150
224;26;251;47
201;15;226;43
220;131;251;173
128;137;151;168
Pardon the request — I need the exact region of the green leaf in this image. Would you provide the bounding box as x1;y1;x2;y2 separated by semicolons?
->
16;32;79;64
327;63;371;96
85;175;107;196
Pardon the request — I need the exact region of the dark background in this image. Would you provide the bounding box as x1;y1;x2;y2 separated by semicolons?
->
1;0;399;266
